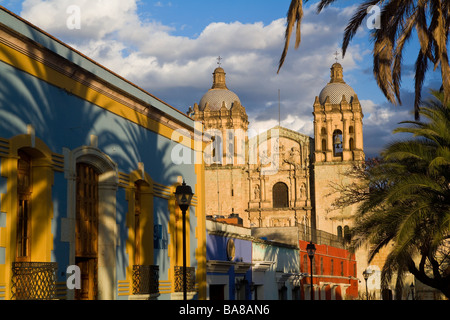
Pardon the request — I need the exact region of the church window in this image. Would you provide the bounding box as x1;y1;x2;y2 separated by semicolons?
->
332;130;343;157
344;225;351;242
272;182;288;208
349;126;354;134
337;226;343;240
211;135;222;163
321;139;326;152
349;138;355;151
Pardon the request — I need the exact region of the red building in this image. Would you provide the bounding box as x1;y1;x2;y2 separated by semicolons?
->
299;240;358;300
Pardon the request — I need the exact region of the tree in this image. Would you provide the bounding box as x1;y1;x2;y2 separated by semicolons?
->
332;91;450;299
278;0;450;119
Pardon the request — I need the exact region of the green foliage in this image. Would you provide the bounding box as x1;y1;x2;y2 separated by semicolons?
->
349;91;450;298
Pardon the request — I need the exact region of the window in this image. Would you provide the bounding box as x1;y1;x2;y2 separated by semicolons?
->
16;150;32;262
272;182;288;208
330;259;334;275
333;130;343;157
337;226;343;240
321;128;327;152
349;138;355;151
344;225;351;242
320;257;324;275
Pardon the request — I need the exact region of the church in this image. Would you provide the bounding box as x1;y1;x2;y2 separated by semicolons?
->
193;62;368;299
192;62;364;239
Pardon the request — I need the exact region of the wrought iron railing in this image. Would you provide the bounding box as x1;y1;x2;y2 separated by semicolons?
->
174;266;195;292
11;262;57;300
132;265;159;295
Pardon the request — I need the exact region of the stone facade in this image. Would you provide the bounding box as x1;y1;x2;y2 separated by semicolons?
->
194;63;364;239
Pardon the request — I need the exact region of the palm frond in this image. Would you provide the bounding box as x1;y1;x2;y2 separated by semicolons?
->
278;0;304;73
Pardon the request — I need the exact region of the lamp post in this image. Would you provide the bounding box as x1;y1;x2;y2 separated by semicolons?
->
174;180;193;300
306;241;316;300
362;269;372;300
410;283;415;300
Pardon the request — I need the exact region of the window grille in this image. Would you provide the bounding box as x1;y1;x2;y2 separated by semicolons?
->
132;265;159;295
11;262;57;300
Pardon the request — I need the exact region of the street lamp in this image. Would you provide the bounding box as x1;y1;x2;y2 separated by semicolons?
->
174;180;194;300
362;269;372;300
306;241;316;300
410;283;415;300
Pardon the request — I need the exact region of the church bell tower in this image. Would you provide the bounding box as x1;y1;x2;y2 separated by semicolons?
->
312;61;365;237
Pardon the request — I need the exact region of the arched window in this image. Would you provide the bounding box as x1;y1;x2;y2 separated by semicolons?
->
321;139;327;152
349;138;355;151
333;130;343;157
337;226;343;240
211;135;222;163
344;225;351;242
273;182;288;208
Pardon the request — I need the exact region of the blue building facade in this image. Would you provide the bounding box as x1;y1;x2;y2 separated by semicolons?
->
206;220;253;300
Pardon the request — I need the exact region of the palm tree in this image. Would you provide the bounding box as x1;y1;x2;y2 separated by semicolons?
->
345;91;450;298
278;0;450;119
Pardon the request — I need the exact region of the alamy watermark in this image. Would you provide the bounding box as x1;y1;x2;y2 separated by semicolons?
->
66;5;81;30
66;265;81;290
170;122;281;176
366;5;381;30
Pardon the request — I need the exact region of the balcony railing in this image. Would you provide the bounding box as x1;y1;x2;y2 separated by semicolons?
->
174;266;195;292
132;265;159;295
11;262;57;300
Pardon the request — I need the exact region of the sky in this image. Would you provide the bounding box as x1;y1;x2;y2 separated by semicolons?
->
0;0;443;157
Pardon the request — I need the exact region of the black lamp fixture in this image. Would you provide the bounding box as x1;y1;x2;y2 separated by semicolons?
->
362;269;373;300
175;180;194;211
174;180;193;300
306;241;316;300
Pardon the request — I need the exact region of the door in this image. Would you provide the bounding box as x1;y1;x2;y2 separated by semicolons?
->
16;150;32;262
209;284;225;300
75;163;99;300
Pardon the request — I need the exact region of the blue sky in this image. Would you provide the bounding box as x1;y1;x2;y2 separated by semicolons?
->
0;0;442;157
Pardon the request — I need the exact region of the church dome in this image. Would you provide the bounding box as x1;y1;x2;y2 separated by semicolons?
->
319;82;356;104
318;62;356;104
198;67;241;111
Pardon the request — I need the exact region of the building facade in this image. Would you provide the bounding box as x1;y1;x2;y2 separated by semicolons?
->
0;7;206;300
206;219;301;300
193;61;365;297
299;240;358;300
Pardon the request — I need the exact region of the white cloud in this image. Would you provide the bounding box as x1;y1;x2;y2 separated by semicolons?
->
19;0;400;156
